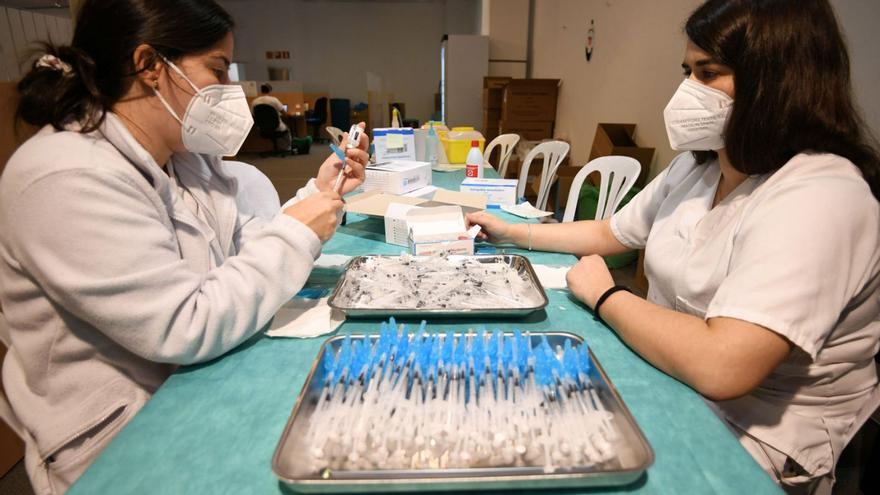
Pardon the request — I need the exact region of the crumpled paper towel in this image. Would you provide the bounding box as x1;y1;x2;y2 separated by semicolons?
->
314;253;351;269
532;264;570;289
501;201;554;219
266;296;344;338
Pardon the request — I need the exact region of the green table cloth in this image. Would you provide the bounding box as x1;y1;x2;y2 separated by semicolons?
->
69;169;780;494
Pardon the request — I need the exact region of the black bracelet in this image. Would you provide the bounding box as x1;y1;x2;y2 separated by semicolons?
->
593;285;632;322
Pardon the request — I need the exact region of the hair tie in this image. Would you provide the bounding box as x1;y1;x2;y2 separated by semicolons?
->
35;54;73;75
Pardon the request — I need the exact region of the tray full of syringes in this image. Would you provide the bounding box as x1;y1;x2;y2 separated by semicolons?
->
328;254;549;318
272;320;654;492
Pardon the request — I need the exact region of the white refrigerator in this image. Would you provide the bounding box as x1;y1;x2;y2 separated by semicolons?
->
441;35;489;128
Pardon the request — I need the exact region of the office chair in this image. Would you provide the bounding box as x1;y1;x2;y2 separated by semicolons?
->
253;104;293;157
306;97;328;143
329;98;351;131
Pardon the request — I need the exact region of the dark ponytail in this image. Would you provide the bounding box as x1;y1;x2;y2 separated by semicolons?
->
16;43;103;132
16;0;234;133
685;0;880;200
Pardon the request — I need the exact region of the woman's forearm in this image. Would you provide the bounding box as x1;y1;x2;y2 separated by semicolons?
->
596;291;791;401
507;219;630;257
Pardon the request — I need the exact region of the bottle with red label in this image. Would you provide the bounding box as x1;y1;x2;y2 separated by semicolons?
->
465;140;483;178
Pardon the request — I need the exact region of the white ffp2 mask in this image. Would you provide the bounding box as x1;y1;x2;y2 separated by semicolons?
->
153;56;254;156
663;78;733;151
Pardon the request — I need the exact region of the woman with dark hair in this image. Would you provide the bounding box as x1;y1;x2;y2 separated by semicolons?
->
468;0;879;492
0;1;367;492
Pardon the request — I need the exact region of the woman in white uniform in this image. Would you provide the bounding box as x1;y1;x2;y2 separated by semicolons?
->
467;0;880;493
0;0;368;493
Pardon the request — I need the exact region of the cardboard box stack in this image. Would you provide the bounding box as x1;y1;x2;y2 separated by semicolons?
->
481;77;510;142
500;79;560;140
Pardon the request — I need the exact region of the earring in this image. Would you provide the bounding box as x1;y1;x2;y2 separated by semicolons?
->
152;80;159;90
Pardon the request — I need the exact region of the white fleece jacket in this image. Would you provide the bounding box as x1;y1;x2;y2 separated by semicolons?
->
0;113;323;493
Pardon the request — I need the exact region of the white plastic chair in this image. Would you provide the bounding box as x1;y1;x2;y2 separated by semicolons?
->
220;161;281;221
482;133;520;178
516;140;570;211
561;155;642;223
325;126;344;147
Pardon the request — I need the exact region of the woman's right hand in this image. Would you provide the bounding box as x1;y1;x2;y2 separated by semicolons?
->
465;211;515;244
283;191;344;242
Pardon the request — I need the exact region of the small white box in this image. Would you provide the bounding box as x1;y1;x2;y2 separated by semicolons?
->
459;178;518;207
373;128;416;162
363;160;432;195
407;206;475;256
384;202;422;247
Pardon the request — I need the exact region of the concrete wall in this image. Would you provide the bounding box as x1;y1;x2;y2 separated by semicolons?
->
219;0;480;124
833;0;880;142
0;6;73;82
531;0;880;179
481;0;529;78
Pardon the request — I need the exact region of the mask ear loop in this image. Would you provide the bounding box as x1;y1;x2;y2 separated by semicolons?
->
158;53;202;95
152;53;203;125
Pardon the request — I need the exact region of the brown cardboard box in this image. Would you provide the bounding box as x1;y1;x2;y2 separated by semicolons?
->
1;82;37;176
547;165;582;215
588;123;655;188
499;120;554;141
501;79;559;122
484;76;512;89
482;109;501;141
482;88;503;110
0;343;24;476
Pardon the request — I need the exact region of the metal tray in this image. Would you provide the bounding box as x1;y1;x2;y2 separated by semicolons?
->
327;255;549;318
272;332;654;492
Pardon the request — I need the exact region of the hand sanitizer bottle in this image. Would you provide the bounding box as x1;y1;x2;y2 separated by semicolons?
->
426;122;439;166
465;140;483;178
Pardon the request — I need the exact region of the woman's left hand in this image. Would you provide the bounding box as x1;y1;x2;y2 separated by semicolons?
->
316;122;370;195
566;255;615;309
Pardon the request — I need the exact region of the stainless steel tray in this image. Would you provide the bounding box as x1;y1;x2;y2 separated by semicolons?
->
327;255;549;318
272;332;654;492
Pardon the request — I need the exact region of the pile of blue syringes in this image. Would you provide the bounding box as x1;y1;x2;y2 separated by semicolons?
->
301;319;619;474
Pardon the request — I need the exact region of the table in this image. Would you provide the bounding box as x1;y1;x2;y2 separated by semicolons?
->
69;170;781;494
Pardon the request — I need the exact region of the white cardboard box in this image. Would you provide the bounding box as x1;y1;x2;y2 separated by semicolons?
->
373;128;416;162
407;206;475;256
384;202;422;247
346;189;487;218
402;185;438;200
363;160;432;195
459;178;518;207
345;189;487;249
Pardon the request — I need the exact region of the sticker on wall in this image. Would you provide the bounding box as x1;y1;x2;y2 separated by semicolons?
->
586;19;595;62
265;51;291;60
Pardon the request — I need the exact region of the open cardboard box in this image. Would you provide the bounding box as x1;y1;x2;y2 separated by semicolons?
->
407;205;478;256
589;123;655;188
346;188;487;248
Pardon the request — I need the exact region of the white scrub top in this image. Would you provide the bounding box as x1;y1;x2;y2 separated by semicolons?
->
610;152;880;482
